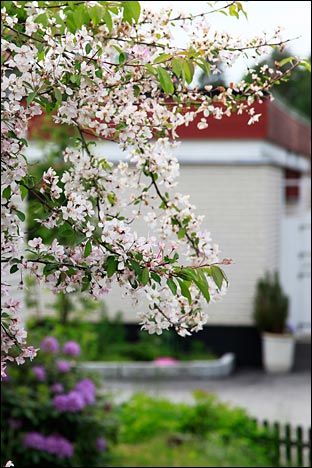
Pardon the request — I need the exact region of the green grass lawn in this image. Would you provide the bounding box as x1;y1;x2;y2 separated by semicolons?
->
110;433;276;467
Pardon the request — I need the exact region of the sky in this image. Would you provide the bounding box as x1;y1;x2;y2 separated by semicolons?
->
142;1;311;81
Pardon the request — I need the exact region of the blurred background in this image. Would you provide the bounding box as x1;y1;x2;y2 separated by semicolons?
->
2;2;311;467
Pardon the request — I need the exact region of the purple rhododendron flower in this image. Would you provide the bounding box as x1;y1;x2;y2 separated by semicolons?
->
40;336;59;353
53;391;85;412
50;383;64;394
45;435;74;458
63;341;81;357
96;437;107;453
56;360;71;373
74;378;96;405
23;432;73;458
32;366;46;382
24;432;46;451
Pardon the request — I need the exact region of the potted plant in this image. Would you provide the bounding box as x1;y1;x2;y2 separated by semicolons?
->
253;272;295;373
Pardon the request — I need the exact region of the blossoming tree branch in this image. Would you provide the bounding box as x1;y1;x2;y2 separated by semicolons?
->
1;0;309;378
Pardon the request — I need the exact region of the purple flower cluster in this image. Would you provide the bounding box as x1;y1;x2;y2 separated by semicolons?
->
63;341;81;357
96;437;107;453
74;378;96;405
53;390;85;412
23;432;73;458
50;383;64;394
32;366;46;382
56;360;71;373
53;378;96;413
40;336;59;353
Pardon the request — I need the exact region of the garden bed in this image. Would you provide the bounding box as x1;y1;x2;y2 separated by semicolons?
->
78;353;235;379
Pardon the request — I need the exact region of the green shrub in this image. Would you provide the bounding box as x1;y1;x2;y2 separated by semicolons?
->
115;392;279;467
253;272;289;333
27;309;216;362
1;336;119;467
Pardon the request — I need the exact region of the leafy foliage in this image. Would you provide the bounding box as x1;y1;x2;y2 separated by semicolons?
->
1;338;119;467
113;392;279;467
253;272;289;334
2;0;310;375
26;298;217;362
242;50;311;120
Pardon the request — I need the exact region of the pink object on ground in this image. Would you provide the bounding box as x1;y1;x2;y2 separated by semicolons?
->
153;357;179;366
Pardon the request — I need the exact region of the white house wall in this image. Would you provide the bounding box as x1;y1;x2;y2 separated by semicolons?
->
24;139;308;326
105;164;283;325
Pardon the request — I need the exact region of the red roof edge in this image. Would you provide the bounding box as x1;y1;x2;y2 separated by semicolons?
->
267;100;311;159
176;101;268;140
27;98;310;159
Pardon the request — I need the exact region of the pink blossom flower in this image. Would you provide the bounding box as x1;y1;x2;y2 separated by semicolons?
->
154;357;179;366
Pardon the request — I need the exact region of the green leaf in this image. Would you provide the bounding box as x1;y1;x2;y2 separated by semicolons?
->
107;193;116;205
236;1;248;19
118;52;127;65
145;64;157;76
123;1;141;23
34;13;48;27
167;277;177;295
197;59;210;76
10;264;19;274
43;263;59;276
300;58;311;72
54;88;62;105
89;5;102;26
177;227;186;239
153;53;173;64
151;272;161;284
106;257;118;278
210;265;224;289
65;12;77;33
141;267;150;286
59;228;73;238
176;268;196;281
229;4;239;18
74;6;89;29
183;59;194;84
278;56;294;67
177;279;192;304
20;185;28;200
193;274;210;303
133;84;140;97
83;240;92;258
81;276;90;292
129;259;142;276
220;268;229;286
3;1;13;13
15;210;25;222
26;92;37;105
157;67;174;94
172;57;183;78
85;43;92;55
103;8;113;32
2;186;11;200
